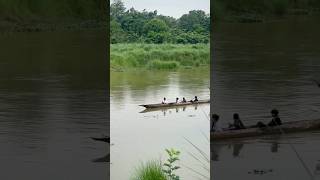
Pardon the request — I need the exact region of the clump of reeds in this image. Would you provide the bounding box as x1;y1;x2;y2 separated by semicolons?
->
131;160;168;180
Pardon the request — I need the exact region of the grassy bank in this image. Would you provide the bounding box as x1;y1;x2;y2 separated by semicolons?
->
111;43;209;71
213;0;320;22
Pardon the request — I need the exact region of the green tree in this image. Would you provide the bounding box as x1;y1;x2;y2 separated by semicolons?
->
110;0;126;21
143;18;169;34
110;19;126;43
178;10;210;32
143;19;170;43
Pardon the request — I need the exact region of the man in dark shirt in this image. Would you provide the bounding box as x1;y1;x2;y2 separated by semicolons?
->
268;109;282;126
252;109;282;128
229;113;246;130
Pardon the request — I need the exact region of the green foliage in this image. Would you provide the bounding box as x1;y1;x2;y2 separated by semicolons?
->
131;160;168;180
143;19;170;43
111;43;209;70
0;0;106;21
144;19;169;33
163;148;181;180
111;19;127;43
110;0;209;44
178;10;210;32
213;0;320;22
148;60;178;70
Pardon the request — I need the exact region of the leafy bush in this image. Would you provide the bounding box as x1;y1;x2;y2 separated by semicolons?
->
163;148;181;180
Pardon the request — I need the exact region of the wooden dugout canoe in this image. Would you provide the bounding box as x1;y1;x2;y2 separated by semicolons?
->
211;119;320;141
91;136;110;143
139;99;210;109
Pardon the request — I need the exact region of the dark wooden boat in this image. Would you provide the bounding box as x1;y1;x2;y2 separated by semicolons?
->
91;136;110;143
211;119;320;141
140;99;210;109
140;105;191;113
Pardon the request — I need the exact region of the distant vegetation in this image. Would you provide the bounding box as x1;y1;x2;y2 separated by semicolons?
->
213;0;320;22
0;0;106;31
0;0;106;20
111;44;209;71
110;0;210;44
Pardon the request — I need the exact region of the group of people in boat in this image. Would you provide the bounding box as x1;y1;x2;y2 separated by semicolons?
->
211;109;282;132
162;96;199;104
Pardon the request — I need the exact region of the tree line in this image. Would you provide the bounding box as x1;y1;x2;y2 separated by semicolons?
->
110;0;210;44
0;0;107;21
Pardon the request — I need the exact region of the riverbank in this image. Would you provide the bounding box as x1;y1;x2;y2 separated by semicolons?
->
111;43;209;71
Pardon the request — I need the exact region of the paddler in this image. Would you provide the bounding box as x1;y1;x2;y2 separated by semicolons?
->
211;114;222;132
162;97;167;104
253;109;282;128
181;97;187;103
268;109;282;126
190;96;199;102
176;97;179;103
228;113;246;130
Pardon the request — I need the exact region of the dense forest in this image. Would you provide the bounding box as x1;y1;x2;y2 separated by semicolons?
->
110;0;210;44
0;0;106;20
214;0;320;22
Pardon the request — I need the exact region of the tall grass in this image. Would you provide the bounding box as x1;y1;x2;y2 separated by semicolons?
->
131;160;168;180
111;43;209;71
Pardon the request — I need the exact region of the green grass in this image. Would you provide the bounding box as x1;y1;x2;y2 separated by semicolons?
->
111;43;209;71
131;160;168;180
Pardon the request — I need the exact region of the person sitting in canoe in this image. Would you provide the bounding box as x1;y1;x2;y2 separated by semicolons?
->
162;97;167;104
176;97;179;103
254;109;282;128
211;114;222;132
268;109;282;126
190;96;199;103
228;113;246;130
181;97;187;103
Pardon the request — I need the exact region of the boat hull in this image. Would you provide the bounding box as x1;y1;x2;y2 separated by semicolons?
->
211;119;320;141
140;99;210;109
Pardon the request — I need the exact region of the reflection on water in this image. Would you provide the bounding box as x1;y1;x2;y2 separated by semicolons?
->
212;132;320;180
0;31;108;180
111;68;209;180
213;16;320;180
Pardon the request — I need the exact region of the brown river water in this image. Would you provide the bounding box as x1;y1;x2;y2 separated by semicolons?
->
212;16;320;180
0;31;108;180
111;68;210;179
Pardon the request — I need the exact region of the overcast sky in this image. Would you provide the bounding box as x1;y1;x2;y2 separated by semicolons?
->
120;0;210;18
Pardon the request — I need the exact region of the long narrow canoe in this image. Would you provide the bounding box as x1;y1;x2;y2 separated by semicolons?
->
91;136;110;143
140;105;189;113
211;119;320;141
140;99;210;109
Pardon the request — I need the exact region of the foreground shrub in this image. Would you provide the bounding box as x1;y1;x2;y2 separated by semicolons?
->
131;160;167;180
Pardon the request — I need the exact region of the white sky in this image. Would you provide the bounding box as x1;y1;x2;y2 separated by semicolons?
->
120;0;210;18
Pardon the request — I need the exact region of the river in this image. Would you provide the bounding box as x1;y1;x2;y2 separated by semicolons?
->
110;68;210;179
0;31;108;180
212;16;320;180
